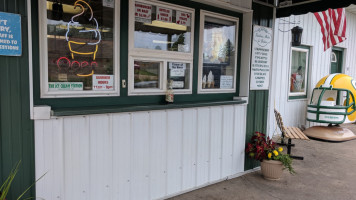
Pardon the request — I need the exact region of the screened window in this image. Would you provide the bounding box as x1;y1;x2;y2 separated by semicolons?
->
198;11;239;93
129;0;194;95
289;46;310;99
41;0;119;97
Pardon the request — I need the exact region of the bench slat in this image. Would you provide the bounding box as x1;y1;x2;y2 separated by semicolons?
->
285;128;298;139
292;127;310;140
289;127;305;139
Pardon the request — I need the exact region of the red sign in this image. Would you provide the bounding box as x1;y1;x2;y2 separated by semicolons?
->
176;11;191;26
156;7;172;23
135;2;152;23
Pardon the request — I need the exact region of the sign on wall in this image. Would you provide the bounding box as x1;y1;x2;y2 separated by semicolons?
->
250;25;272;90
0;12;22;56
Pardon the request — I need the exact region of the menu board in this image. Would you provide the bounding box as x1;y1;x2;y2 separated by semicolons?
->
250;25;272;90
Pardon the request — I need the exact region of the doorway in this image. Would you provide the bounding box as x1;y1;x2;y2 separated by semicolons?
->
330;48;343;74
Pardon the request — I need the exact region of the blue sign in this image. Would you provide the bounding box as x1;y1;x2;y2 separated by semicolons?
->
0;12;21;56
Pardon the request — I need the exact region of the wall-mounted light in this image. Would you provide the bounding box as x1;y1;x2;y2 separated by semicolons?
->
291;26;303;46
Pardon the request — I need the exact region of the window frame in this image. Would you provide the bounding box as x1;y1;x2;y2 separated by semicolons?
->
288;46;310;100
197;10;239;94
39;0;121;98
128;0;195;96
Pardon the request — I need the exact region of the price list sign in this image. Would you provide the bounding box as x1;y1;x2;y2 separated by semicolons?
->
0;12;21;56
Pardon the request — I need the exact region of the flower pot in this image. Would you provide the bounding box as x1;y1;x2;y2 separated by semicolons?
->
260;159;283;180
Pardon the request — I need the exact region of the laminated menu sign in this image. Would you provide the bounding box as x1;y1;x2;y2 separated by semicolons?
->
172;81;184;89
0;12;22;56
156;7;172;23
250;25;272;90
176;11;191;26
169;62;186;77
220;75;233;89
93;75;114;90
135;2;152;23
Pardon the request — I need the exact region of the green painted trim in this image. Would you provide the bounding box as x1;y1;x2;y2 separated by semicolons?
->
32;0;244;110
289;95;307;100
52;99;246;116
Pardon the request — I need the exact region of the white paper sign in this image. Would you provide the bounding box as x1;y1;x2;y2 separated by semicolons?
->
172;81;184;89
156;7;172;23
250;25;273;90
220;75;233;89
169;62;186;77
176;11;191;26
92;75;114;91
135;2;152;23
102;0;114;8
48;82;83;91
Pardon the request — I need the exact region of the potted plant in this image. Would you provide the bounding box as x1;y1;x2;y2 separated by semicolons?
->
246;132;295;180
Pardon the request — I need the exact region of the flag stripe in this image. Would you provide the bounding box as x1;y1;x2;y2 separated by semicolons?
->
314;8;346;51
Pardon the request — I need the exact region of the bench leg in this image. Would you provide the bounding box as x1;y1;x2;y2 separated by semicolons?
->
287;138;304;160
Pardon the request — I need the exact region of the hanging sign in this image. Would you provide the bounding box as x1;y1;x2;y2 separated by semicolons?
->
169;62;186;77
250;25;273;90
48;82;83;91
92;75;114;90
0;12;22;56
176;11;191;26
156;7;172;23
135;2;152;23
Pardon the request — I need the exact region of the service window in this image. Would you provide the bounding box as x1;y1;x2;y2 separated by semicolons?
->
128;0;194;95
198;11;239;93
288;46;310;99
39;0;120;98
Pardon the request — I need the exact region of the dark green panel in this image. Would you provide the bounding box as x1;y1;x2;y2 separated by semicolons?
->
245;3;273;171
0;0;35;199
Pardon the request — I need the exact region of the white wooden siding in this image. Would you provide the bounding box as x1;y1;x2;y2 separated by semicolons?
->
35;104;247;200
268;11;356;136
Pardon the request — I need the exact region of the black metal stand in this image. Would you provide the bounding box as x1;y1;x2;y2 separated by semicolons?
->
278;137;304;160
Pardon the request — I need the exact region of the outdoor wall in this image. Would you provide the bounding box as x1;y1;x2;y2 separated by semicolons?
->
0;0;35;199
245;2;273;170
35;104;247;200
267;11;356;136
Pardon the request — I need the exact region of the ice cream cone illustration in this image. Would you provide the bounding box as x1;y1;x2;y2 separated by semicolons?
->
65;0;101;61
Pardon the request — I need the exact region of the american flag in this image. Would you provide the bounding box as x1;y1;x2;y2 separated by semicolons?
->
314;8;347;51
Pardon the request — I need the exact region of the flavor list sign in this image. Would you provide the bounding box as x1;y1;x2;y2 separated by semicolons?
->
135;2;152;23
92;75;114;90
156;7;172;23
176;11;191;26
0;12;21;56
250;25;272;90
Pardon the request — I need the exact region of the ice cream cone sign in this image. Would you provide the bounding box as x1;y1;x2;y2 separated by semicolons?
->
65;0;101;61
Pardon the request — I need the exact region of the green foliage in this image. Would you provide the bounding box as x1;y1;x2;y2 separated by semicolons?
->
0;161;47;200
0;161;21;200
246;132;295;174
275;153;295;174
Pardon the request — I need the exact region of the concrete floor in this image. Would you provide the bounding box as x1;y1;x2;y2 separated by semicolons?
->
169;124;356;200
